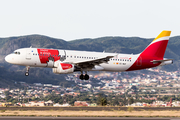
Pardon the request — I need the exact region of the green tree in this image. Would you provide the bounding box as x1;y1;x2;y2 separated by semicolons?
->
4;91;11;102
100;97;107;106
97;93;107;106
112;98;119;106
129;97;134;105
131;85;138;93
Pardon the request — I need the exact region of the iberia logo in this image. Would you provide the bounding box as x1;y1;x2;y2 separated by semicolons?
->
120;57;131;60
60;63;72;70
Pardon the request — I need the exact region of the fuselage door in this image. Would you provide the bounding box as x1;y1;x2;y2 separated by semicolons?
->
26;49;31;60
58;50;66;61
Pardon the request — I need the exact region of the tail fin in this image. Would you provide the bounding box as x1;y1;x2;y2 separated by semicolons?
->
141;30;171;59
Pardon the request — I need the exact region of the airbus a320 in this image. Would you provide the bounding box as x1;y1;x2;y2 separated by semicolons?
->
5;31;173;80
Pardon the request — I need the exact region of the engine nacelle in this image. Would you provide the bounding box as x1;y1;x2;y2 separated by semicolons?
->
52;62;74;74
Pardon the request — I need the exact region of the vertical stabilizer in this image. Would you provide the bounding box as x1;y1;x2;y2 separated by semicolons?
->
141;30;171;59
127;30;171;71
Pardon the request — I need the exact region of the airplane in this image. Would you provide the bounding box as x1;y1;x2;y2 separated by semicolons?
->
5;30;173;80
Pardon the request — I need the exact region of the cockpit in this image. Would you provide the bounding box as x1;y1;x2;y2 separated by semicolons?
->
13;51;20;55
5;50;22;65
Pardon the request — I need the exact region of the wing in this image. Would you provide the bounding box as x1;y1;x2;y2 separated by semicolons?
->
72;55;116;69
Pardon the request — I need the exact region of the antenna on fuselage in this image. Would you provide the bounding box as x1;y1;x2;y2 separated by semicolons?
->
103;50;105;53
30;46;32;48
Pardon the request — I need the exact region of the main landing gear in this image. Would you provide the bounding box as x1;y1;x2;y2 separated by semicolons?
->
79;71;89;80
25;66;30;76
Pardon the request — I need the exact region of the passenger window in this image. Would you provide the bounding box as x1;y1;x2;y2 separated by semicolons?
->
74;56;76;58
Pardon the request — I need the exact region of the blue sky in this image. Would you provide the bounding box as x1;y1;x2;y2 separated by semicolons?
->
0;0;179;40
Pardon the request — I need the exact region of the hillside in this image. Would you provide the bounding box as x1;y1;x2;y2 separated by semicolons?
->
0;34;180;87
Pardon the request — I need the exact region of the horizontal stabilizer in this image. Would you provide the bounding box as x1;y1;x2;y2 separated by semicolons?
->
150;59;173;64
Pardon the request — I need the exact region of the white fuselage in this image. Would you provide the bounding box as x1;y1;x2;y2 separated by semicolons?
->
5;48;140;72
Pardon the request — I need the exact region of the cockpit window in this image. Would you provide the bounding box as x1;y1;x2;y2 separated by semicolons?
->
14;51;20;55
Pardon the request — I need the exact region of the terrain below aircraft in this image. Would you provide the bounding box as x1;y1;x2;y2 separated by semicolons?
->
5;31;173;80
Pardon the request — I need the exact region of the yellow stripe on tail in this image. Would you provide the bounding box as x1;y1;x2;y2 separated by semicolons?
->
153;30;171;42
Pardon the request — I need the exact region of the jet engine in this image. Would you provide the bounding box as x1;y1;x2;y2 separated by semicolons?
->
52;62;74;74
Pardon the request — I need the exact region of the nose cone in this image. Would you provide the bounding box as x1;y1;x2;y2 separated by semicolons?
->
5;55;12;63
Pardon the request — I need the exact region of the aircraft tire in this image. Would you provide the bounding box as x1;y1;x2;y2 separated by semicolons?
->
84;74;89;80
25;72;29;76
79;74;84;80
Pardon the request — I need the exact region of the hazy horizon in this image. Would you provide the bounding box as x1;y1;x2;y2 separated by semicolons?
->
0;0;179;41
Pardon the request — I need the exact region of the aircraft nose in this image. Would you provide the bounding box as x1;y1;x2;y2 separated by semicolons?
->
5;55;11;63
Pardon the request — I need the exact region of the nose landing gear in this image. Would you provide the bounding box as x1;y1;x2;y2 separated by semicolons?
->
25;66;30;76
79;71;89;80
25;72;29;76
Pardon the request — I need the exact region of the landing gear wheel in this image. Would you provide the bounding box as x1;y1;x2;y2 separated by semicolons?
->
84;74;89;80
25;72;29;76
25;66;30;76
79;74;84;80
79;70;89;80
